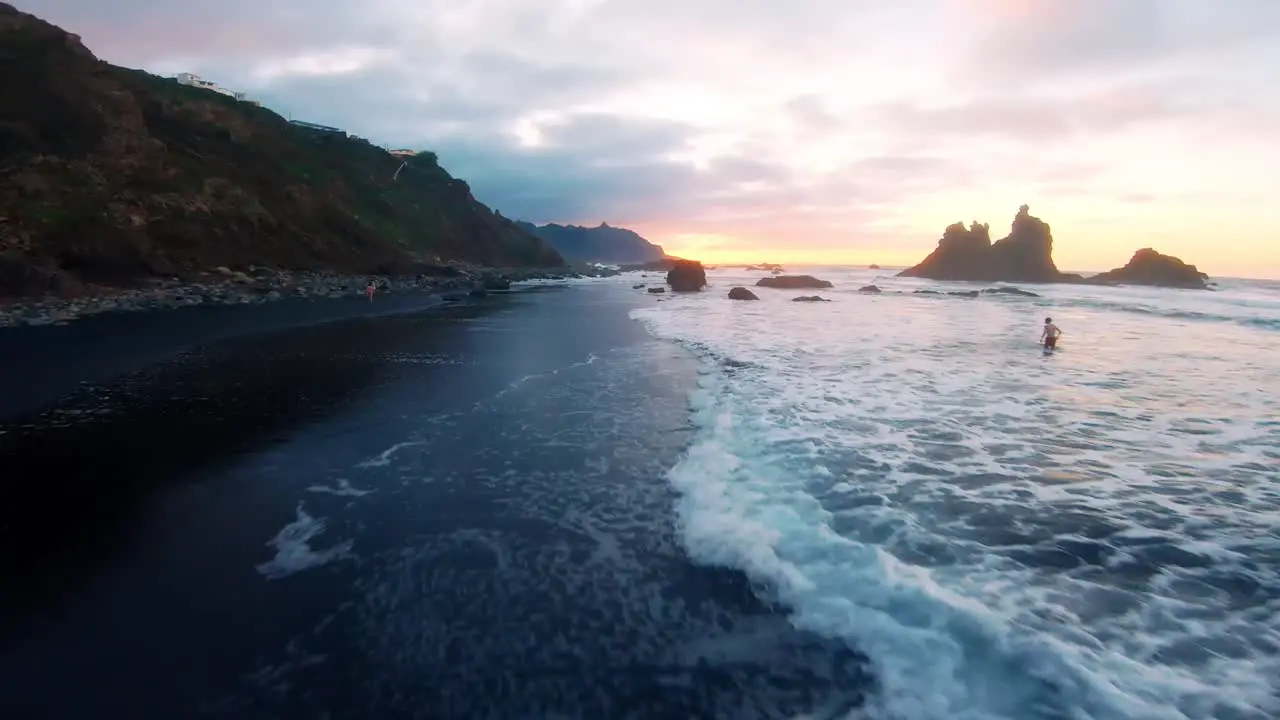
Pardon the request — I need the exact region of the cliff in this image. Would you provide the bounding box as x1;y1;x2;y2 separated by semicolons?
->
0;3;563;299
1085;248;1209;289
514;221;664;264
898;205;1081;283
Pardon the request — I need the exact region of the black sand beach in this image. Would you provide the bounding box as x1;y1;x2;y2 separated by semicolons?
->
0;283;868;719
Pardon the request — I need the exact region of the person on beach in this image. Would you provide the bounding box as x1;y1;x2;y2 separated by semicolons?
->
1041;317;1062;350
367;281;376;301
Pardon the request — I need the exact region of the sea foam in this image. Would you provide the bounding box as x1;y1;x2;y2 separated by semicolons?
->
632;267;1280;720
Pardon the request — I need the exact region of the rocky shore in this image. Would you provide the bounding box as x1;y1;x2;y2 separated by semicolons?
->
0;263;610;328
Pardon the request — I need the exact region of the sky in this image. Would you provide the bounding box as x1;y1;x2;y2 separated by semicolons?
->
30;0;1280;277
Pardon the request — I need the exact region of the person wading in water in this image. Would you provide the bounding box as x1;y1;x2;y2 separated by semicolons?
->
1041;317;1062;350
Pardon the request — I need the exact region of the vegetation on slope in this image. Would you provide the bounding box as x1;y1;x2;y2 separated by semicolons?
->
0;2;562;298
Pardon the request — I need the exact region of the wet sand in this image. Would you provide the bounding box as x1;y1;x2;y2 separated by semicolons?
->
0;282;868;719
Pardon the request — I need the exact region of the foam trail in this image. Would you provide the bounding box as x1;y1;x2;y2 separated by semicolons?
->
256;504;353;580
357;441;422;468
306;478;373;497
629;265;1280;720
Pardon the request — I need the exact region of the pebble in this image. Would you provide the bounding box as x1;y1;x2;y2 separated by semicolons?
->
0;264;611;327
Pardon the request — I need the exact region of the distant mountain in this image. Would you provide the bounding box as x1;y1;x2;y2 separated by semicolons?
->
514;221;664;264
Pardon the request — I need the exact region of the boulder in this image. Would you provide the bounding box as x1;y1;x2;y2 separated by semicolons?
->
666;259;707;292
792;295;830;302
981;286;1040;297
756;275;834;289
1085;249;1209;289
898;205;1083;283
858;285;882;293
647;287;666;294
632;283;646;289
728;286;759;300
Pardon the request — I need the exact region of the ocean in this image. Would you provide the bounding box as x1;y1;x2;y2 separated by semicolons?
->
0;270;1276;719
631;266;1280;720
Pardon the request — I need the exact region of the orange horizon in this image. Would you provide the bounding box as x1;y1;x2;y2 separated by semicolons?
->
648;246;1280;281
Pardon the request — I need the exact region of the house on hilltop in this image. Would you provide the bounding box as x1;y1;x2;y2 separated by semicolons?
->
174;72;260;105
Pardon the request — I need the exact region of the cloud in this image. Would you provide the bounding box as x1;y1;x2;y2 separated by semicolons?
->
21;0;1280;274
871;84;1198;143
956;0;1280;85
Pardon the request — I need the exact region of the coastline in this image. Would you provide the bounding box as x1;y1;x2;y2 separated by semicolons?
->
0;267;603;421
0;280;871;719
0;263;601;328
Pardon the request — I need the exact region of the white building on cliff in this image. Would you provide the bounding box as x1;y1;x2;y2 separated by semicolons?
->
174;73;260;105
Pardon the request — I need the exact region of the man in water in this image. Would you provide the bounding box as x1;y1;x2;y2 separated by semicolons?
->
1041;317;1062;350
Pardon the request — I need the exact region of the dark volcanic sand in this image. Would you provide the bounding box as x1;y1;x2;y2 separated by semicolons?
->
0;283;869;719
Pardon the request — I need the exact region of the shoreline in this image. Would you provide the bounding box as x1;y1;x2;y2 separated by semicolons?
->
0;263;606;328
0;267;601;421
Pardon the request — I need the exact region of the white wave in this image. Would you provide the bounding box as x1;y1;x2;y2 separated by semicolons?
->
306;478;374;497
255;504;353;580
356;441;422;468
476;352;602;408
630;270;1280;720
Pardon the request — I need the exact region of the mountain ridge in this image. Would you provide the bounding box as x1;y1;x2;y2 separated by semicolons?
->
515;221;664;264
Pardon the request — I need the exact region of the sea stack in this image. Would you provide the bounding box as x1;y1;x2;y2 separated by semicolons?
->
1086;249;1210;289
898;205;1082;283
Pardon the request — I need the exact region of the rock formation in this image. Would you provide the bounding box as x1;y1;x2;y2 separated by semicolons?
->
1085;249;1209;289
666;259;707;292
898;206;1082;283
858;285;881;293
0;3;562;299
728;286;759;300
756;275;833;289
899;205;1210;290
792;296;830;302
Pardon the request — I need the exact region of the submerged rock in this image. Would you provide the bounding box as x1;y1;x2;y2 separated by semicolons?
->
647;287;666;294
1085;249;1209;289
666;259;708;292
756;275;834;289
792;295;830;302
728;286;759;301
858;285;882;293
632;283;646;289
981;286;1040;297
